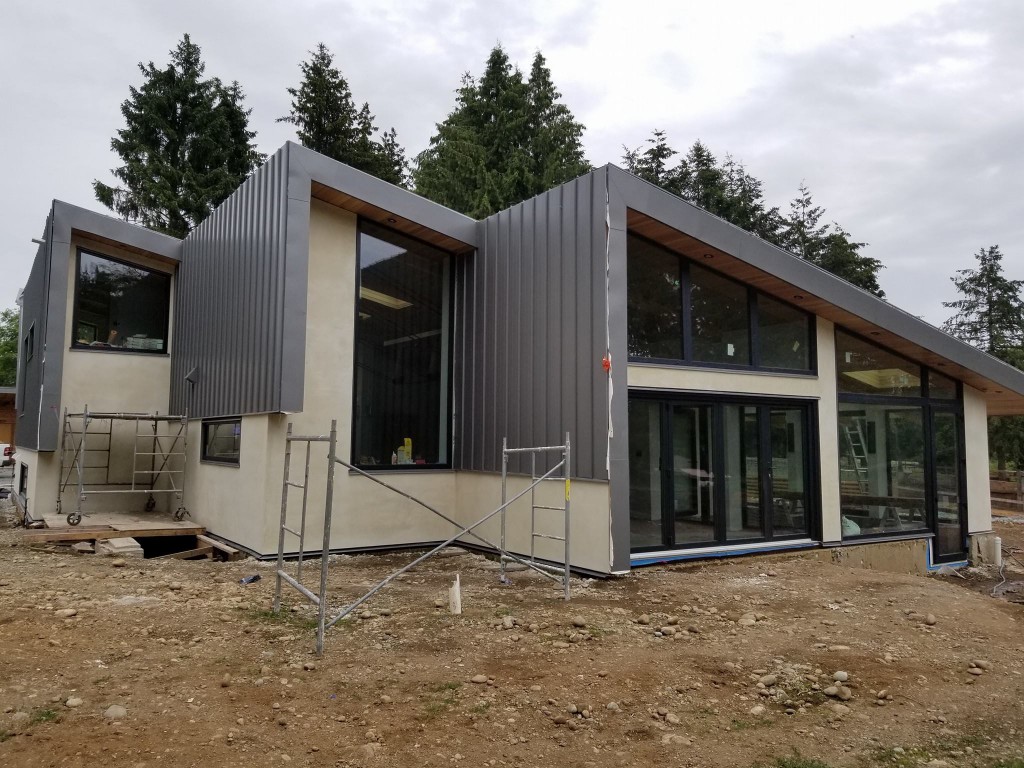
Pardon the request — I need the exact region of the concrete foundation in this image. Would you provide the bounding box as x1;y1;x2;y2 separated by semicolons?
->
969;531;1002;567
806;538;931;575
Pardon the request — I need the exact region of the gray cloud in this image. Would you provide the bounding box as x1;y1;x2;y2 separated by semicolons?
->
1;0;1019;332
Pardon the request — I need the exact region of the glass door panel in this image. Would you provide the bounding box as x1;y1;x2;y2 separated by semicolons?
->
628;399;664;550
933;410;965;559
671;404;716;545
724;405;762;540
770;407;808;537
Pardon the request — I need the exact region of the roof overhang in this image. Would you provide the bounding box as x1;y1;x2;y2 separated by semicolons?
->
288;143;477;255
608;165;1024;416
53;200;183;264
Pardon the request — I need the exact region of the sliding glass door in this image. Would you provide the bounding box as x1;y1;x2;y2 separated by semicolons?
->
629;395;817;552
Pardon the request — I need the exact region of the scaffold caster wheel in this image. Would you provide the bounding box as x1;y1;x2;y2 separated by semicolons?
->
173;507;189;521
145;495;156;512
67;513;82;526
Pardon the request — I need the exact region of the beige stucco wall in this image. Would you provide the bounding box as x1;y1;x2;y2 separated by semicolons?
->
454;471;612;573
626;316;842;544
21;238;176;520
963;384;992;534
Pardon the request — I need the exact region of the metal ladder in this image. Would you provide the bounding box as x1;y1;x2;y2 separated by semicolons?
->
499;433;572;600
841;421;870;491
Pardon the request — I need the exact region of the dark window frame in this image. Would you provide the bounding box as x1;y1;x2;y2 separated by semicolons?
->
201;418;242;466
835;327;967;559
628;389;822;554
626;232;817;375
71;247;172;356
349;219;456;472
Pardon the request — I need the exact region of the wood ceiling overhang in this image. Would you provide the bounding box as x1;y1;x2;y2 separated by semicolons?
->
627;209;1024;416
311;182;475;255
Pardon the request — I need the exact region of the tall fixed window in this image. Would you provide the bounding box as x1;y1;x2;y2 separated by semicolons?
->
626;233;814;372
73;250;171;353
352;222;452;468
835;329;966;561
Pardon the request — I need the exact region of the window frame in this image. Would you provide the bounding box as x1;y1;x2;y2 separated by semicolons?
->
71;247;172;355
349;219;456;472
201;418;242;467
834;327;967;556
626;232;817;375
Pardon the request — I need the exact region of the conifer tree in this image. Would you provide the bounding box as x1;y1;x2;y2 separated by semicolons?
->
414;45;590;218
93;35;264;238
0;308;17;388
943;245;1024;469
280;43;408;186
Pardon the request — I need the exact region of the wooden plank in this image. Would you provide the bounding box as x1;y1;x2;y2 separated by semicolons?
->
197;534;244;561
23;525;205;544
156;545;214;560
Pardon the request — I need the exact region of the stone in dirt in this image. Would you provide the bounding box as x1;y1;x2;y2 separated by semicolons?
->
833;671;849;682
95;537;144;558
65;697;83;708
572;616;586;628
54;608;78;618
471;674;488;684
104;704;128;720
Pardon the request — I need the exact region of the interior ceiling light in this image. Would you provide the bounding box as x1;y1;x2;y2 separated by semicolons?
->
703;253;714;259
360;287;411;309
793;294;805;300
386;217;397;224
870;331;881;336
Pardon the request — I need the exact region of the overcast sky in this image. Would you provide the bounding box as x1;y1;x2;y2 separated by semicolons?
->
1;0;1021;325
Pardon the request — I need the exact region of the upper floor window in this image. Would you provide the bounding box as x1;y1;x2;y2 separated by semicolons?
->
626;233;814;372
73;249;171;354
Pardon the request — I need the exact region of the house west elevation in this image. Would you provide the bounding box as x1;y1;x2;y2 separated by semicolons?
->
12;142;1024;574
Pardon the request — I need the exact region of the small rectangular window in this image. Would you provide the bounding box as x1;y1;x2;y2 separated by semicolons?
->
757;294;812;370
202;419;241;465
835;330;921;397
73;249;171;353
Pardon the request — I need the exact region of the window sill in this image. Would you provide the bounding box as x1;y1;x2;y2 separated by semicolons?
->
349;467;454;475
70;346;169;357
200;459;240;468
836;531;933;546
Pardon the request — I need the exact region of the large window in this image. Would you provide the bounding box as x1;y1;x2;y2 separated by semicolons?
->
835;330;966;561
73;250;171;353
626;233;814;372
352;222;451;468
629;394;816;552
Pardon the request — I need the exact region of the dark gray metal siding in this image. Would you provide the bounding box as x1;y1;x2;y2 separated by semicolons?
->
454;169;611;481
170;145;305;417
14;216;53;450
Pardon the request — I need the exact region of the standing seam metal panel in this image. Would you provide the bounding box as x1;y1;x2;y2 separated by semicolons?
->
454;171;609;480
170;147;298;418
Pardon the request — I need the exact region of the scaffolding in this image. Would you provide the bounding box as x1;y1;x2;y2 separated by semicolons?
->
273;420;573;656
58;405;189;526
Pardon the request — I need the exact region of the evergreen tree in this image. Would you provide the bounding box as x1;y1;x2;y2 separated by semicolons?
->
280;43;408;186
94;35;264;238
622;130;679;191
943;246;1024;470
414;45;590;218
0;308;17;388
781;182;884;297
943;246;1024;355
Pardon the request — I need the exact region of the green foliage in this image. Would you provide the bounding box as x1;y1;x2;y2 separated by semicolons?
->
0;307;17;387
944;246;1024;469
94;35;265;238
29;708;60;725
279;43;407;186
622;132;885;296
413;46;590;218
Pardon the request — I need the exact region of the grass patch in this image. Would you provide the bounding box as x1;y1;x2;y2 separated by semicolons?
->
29;708;59;725
992;761;1024;768
246;608;318;631
0;730;13;743
419;681;461;720
759;759;834;768
471;701;491;714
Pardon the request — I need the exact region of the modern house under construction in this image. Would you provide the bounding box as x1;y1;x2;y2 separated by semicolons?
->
12;142;1024;574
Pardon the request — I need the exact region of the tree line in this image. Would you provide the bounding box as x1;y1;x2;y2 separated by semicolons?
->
4;34;1023;471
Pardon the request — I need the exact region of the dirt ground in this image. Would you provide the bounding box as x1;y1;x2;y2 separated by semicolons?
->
2;508;1024;768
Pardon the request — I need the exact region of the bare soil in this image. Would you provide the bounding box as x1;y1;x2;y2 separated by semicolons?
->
2;511;1024;768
